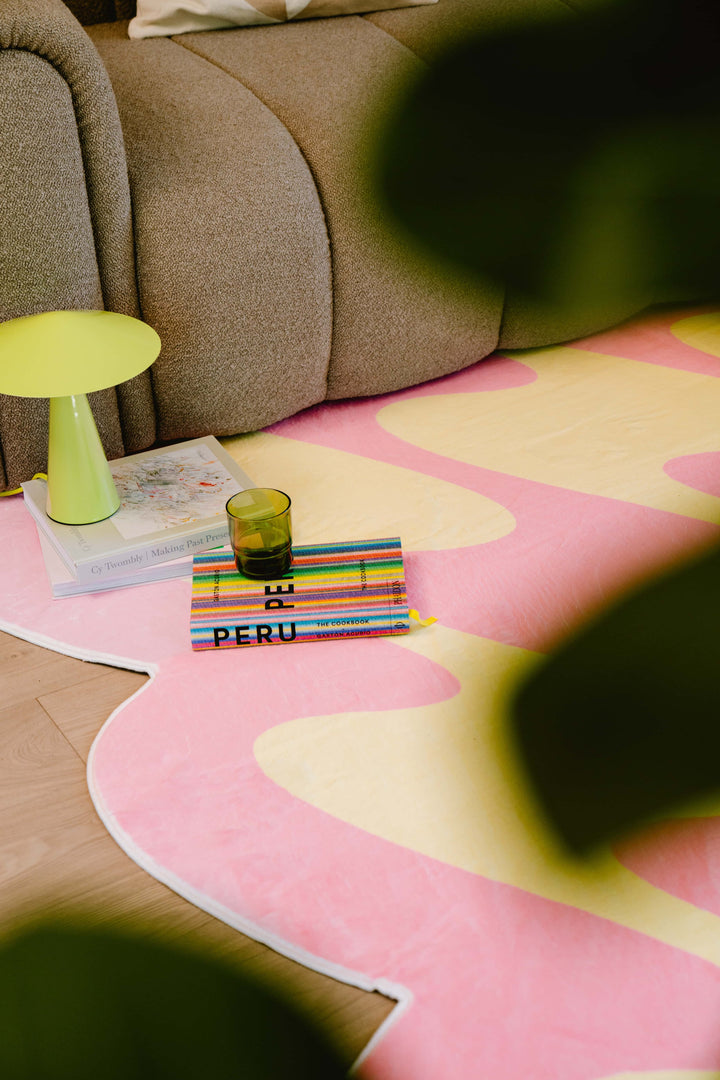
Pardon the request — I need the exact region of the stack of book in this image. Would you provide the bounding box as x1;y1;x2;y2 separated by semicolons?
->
22;436;253;598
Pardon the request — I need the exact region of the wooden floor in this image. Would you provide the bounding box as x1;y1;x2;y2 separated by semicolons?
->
0;627;395;1067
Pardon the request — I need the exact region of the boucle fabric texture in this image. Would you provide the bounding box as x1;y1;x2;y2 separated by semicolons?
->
89;21;333;442
177;14;504;400
0;0;155;489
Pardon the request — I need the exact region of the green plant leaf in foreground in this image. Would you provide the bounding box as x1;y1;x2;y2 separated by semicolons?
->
509;542;720;856
0;921;346;1080
376;0;720;321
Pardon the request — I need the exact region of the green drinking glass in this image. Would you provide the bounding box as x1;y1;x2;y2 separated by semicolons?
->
226;488;293;579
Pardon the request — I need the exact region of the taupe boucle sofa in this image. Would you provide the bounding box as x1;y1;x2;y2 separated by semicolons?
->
0;0;649;490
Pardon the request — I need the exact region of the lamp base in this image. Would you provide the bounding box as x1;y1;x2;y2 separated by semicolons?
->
46;394;120;525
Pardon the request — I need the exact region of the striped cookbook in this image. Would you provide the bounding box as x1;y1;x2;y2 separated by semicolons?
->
190;537;410;649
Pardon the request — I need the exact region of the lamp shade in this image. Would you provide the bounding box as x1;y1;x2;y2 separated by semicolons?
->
0;310;161;398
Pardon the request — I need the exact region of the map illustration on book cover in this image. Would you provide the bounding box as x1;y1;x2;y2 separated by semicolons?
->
109;442;239;539
190;537;410;649
22;436;253;583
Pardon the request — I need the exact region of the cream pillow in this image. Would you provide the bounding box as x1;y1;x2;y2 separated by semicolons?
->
128;0;438;38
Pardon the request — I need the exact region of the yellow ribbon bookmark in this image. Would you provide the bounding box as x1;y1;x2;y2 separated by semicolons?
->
409;608;437;628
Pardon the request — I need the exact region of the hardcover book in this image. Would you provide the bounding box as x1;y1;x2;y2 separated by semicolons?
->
190;537;410;649
22;436;252;585
36;531;194;598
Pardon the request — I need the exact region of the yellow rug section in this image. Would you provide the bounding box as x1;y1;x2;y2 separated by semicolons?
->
377;343;720;521
230;319;720;971
255;623;720;968
223;428;515;549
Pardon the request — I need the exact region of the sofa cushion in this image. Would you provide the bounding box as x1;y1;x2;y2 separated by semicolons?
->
0;0;156;490
365;0;570;62
128;0;437;40
176;12;505;400
89;21;333;441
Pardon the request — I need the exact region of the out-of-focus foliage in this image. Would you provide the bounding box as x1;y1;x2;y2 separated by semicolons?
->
0;920;347;1080
377;0;720;321
376;0;720;854
510;543;720;855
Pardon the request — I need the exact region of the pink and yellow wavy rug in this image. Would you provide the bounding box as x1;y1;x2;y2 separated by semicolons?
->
4;306;720;1079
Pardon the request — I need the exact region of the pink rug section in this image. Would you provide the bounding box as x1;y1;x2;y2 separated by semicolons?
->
571;302;720;375
3;306;720;1079
267;353;717;650
665;451;720;497
616;819;720;921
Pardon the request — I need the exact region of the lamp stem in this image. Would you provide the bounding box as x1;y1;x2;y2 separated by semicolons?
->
46;394;120;525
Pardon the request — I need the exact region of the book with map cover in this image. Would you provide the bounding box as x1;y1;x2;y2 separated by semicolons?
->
190;537;410;649
22;436;252;585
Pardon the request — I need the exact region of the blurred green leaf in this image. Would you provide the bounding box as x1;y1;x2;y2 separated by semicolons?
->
376;0;720;319
0;921;346;1080
510;542;720;855
375;0;720;853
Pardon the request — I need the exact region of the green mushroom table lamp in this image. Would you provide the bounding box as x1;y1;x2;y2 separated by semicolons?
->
0;310;161;525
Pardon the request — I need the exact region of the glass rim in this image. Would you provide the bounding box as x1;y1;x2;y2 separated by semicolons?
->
225;487;291;520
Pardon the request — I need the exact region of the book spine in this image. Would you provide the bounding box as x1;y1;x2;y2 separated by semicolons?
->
73;523;229;583
22;492;79;577
190;612;410;650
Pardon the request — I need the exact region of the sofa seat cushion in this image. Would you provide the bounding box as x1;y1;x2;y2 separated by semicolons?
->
90;0;643;438
175;11;505;400
89;20;333;441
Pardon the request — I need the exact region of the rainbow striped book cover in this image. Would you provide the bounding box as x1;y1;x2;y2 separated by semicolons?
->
190;537;410;649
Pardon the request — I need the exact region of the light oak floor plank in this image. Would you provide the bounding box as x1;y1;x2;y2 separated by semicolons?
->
39;667;148;762
0;628;395;1066
1;636;109;711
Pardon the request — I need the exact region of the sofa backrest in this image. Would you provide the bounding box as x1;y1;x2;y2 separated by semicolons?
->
64;0;134;24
